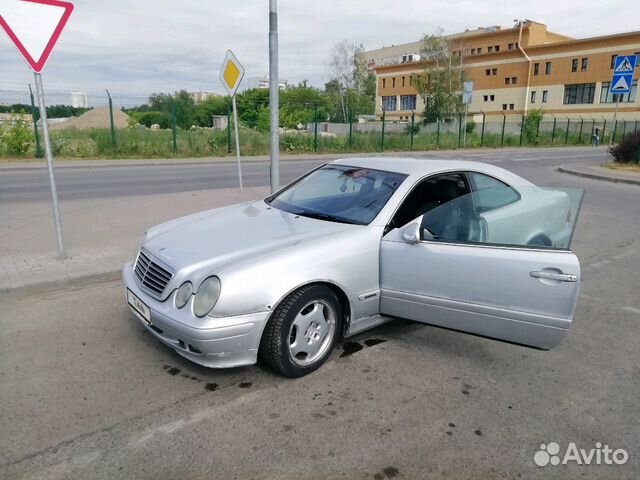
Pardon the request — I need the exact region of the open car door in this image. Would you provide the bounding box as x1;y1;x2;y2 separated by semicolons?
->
379;181;584;349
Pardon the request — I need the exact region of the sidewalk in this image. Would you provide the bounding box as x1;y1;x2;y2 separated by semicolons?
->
558;163;640;185
0;186;270;294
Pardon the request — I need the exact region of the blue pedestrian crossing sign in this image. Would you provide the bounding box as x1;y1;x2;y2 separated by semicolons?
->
611;55;637;94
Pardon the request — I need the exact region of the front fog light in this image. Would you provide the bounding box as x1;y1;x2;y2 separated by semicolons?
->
193;276;221;318
175;282;193;309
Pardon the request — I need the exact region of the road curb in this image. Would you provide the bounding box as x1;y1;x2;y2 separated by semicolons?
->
558;165;640;186
0;270;121;297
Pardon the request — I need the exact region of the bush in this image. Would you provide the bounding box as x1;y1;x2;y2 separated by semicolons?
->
133;111;171;129
0;119;33;156
609;131;640;164
521;108;543;144
405;123;420;135
465;121;476;134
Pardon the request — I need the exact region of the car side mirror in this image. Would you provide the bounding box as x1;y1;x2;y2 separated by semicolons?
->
401;222;421;244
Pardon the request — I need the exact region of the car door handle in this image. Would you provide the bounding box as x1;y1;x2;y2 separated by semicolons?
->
530;271;578;282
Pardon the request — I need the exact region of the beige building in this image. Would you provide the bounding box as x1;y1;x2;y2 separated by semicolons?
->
370;20;640;121
190;92;219;104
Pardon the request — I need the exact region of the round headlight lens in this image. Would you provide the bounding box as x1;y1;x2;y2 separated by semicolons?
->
175;282;193;309
193;276;221;318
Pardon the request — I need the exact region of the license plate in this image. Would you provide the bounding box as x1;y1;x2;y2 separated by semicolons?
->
127;289;151;325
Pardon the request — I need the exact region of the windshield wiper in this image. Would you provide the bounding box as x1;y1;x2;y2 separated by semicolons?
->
294;211;360;225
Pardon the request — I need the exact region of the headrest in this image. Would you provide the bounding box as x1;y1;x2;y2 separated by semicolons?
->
433;179;459;202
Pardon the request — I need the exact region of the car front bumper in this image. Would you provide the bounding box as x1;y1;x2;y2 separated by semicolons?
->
122;263;270;369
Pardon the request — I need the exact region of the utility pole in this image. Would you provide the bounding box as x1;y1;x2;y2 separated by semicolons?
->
269;0;280;193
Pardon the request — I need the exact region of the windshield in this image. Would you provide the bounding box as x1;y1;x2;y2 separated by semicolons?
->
267;165;407;225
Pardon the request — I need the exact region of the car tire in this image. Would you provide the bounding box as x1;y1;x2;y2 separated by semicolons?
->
260;284;342;378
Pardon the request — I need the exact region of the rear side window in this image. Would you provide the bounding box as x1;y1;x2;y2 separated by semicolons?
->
469;172;520;212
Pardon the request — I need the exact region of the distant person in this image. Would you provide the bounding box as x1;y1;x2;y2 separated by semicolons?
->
592;128;600;147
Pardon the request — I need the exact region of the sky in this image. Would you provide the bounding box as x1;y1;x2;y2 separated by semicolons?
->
0;0;638;106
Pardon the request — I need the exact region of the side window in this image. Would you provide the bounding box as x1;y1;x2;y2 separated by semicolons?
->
389;173;469;231
468;172;520;212
420;173;584;250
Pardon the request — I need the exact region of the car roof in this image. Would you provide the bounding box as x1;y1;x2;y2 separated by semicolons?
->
330;157;533;187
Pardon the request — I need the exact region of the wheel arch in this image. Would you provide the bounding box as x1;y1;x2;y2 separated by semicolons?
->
265;280;353;338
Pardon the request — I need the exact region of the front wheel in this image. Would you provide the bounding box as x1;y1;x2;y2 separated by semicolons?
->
260;285;342;378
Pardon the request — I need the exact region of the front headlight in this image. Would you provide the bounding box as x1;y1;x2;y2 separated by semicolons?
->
175;282;193;309
193;276;221;318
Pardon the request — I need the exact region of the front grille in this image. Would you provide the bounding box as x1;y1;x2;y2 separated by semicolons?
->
134;250;173;298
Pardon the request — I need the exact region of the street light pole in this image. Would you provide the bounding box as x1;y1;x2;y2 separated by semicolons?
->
269;0;280;193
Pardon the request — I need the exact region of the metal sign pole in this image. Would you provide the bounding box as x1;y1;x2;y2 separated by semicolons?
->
232;94;243;192
268;0;280;193
609;97;619;149
34;72;66;258
463;103;468;148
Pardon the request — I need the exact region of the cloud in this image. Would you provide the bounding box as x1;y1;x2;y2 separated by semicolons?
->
0;0;637;106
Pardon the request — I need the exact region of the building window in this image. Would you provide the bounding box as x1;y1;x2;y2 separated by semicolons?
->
512;77;517;84
382;79;386;88
483;95;488;101
515;42;519;48
542;90;548;103
477;47;483;54
508;43;514;50
471;48;476;54
545;62;552;74
581;58;588;71
571;59;578;72
488;46;493;53
495;45;500;52
486;69;491;76
563;83;596;104
492;68;497;75
409;76;413;86
402;76;405;87
505;77;511;85
610;54;617;69
382;96;397;111
531;91;536;103
392;77;396;88
600;81;638;103
509;104;515;110
400;95;417;111
534;63;540;75
490;94;495;101
502;104;508;110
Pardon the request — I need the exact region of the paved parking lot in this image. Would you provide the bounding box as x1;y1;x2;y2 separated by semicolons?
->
1;148;638;479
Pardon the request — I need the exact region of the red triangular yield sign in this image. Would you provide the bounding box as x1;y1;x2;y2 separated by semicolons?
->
0;0;74;73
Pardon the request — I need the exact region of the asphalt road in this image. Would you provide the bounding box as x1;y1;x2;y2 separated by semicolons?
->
0;146;608;203
1;146;639;479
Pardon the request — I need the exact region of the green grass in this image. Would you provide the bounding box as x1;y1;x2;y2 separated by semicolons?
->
0;125;607;160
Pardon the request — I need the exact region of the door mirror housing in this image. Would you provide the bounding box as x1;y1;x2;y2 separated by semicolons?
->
401;222;421;244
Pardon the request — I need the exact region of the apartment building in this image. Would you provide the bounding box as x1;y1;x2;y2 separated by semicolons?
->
371;20;640;121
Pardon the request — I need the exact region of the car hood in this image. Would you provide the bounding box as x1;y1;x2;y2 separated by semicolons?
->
143;201;358;276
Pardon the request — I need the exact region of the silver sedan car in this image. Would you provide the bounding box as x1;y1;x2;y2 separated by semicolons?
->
123;158;583;377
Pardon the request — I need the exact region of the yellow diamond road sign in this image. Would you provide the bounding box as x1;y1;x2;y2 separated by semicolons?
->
219;50;245;97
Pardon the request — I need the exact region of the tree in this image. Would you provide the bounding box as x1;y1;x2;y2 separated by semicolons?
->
148;90;196;129
415;29;466;123
327;40;375;122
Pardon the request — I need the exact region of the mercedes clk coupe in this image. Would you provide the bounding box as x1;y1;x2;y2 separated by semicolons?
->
123;158;583;377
